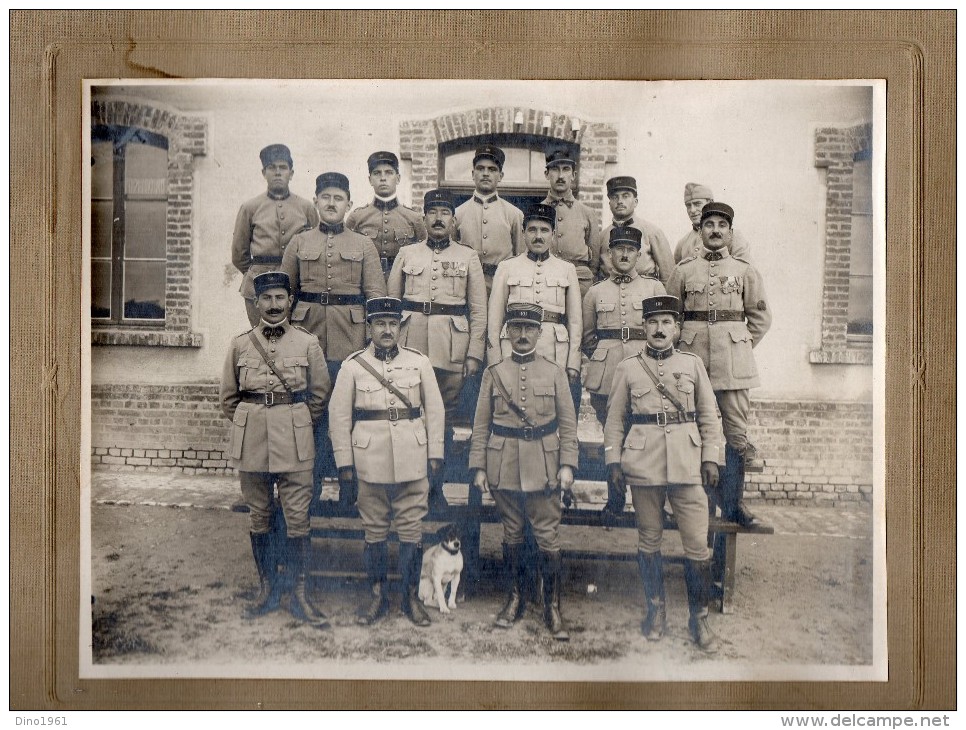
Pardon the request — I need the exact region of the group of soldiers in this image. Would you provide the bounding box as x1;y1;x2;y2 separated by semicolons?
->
220;141;771;653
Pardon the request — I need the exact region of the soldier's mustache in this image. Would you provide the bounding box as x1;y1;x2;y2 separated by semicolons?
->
432;222;446;228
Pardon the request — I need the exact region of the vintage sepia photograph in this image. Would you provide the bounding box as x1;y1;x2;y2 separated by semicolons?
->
80;78;885;682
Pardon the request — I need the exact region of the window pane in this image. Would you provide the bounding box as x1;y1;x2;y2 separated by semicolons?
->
850;215;873;276
124;142;168;197
92;200;114;259
501;148;531;183
91;141;114;199
442;149;475;183
852;158;872;215
530;150;546;180
124;200;167;259
91;261;112;319
123;260;166;320
847;276;873;335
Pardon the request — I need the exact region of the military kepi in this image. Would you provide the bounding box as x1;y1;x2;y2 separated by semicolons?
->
609;226;642;249
423;189;455;212
700;201;734;224
365;296;403;320
505;302;544;325
259;144;293;169
473;144;506;170
315;171;350;196
253;271;292;295
606;176;637;196
367;151;399;172
523;203;556;228
684;182;715;202
545;144;576;168
642;295;681;319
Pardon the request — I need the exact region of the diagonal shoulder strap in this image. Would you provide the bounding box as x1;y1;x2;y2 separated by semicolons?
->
247;331;295;395
352;352;415;410
636;354;689;416
489;366;536;428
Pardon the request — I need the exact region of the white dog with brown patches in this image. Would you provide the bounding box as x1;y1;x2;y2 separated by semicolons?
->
418;523;464;614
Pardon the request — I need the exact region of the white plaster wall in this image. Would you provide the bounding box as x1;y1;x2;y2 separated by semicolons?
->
91;80;876;401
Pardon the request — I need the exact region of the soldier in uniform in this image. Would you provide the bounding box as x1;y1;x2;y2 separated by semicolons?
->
387;189;487;511
596;176;675;284
581;226;667;429
666;202;771;528
603;295;724;652
469;303;579;641
328;297;446;627
539;144;601;298
453;144;525;294
219;271;332;627
673;182;752;263
281;172;387;505
488;204;583;412
231;144;319;327
346;151;427;278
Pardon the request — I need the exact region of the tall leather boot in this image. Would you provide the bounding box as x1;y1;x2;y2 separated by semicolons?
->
683;558;719;653
722;444;759;528
247;532;282;616
287;536;330;629
357;541;389;626
399;542;431;627
636;551;667;641
539;550;569;641
494;543;526;629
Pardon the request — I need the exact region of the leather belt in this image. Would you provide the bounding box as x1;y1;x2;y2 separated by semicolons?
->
540;311;567;325
240;390;308;406
251;255;283;264
298;291;366;306
683;310;744;322
482;263;499;277
353;407;422;422
491;418;559;441
598;327;647;341
628;411;697;426
401;300;468;316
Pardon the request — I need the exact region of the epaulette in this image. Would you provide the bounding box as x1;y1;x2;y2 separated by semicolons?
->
345;347;366;361
294;223;315;235
675;348;699;358
679;254;698;265
619;350;645;365
234;326;257;339
400;345;425;357
291;324;313;335
731;254;752;265
537;354;562;368
643;272;661;281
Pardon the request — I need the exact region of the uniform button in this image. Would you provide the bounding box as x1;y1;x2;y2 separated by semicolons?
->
390;399;396;404
327;264;332;268
483;234;488;239
281;229;286;234
621;311;626;315
433;275;438;280
521;366;527;371
483;205;489;210
280;213;285;219
520;386;527;391
482;250;486;256
327;252;332;257
521;376;527;381
483;219;487;224
666;428;671;434
558;216;564;221
521;396;526;401
384;228;389;233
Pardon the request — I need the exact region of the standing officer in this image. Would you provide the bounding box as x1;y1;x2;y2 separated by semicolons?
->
674;182;752;263
219;271;332;628
581;226;666;429
666;202;771;528
453;144;525;294
488;204;583;412
469;303;579;641
603;295;724;652
328;297;446;627
596;176;674;284
539;144;601;297
387;189;487;512
346;151;427;278
281;172;387;505
231;144;319;327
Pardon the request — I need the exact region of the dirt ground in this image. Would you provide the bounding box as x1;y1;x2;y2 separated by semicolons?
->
89;495;874;682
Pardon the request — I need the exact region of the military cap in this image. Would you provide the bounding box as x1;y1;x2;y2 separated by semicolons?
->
473;144;506;170
253;271;292;296
423;188;455;212
545;145;576;169
505;302;544;325
315;172;351;196
367;151;399;173
641;295;682;320
700;201;734;225
259;144;293;169
365;296;403;320
684;182;715;202
606;176;637;196
608;226;643;249
523;203;556;229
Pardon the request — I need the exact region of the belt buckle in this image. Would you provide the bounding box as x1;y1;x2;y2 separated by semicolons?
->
522;426;534;441
620;326;630;342
319;291;329;305
381;256;390;271
387;407;399;422
422;301;432;315
264;392;275;406
708;309;717;323
655;411;667;427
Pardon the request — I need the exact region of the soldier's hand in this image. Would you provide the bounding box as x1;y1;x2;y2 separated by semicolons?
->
428;458;444;479
463;357;482;379
471;468;489;493
557;465;575;491
701;461;720;489
566;368;580;386
602;464;626;527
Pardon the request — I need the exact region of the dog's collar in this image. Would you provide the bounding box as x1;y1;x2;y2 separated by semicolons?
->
441;542;460;556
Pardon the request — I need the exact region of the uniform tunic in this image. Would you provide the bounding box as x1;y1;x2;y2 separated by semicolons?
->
231;192;319;300
346;197;426;273
540;193;601;292
597;218;675;284
581;272;667;399
454;193;524;288
674;227;751;264
280;223;388;362
387;239;487;373
487;253;583;372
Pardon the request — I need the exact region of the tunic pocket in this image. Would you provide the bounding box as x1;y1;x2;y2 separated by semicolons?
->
449;316;470;363
281;355;309;390
229;406;249;460
293;406;315;462
629;385;653;414
507;276;534;301
486;433;506;487
340;248;363;280
534;384;556;416
583;349;609;392
237;357;263;391
729;329;758;379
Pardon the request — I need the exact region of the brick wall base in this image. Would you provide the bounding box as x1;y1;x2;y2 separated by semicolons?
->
91;383;873;507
